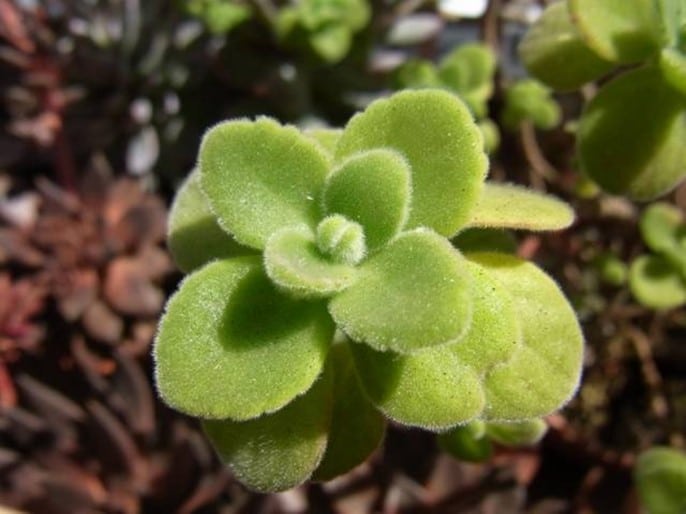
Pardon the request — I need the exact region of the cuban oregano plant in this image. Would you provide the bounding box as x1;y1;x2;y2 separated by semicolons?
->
635;447;686;514
520;0;686;200
155;89;584;492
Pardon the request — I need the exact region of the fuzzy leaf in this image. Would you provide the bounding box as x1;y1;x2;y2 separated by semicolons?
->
467;183;574;231
438;421;493;463
578;66;686;200
519;2;613;91
167;170;254;273
329;229;473;353
468;253;584;421
486;418;548;446
304;128;343;159
316;215;367;265
569;0;664;63
323;149;412;250
312;342;386;481
203;368;333;492
629;255;686;309
635;447;686;514
200;117;329;249
335;89;488;237
264;226;358;299
154;257;334;420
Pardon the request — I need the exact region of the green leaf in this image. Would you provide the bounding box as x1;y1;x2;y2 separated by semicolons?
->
311;24;352;63
312;342;386;481
635;447;686;514
502;79;561;130
578;65;686;200
640;202;685;254
519;1;613;91
629;255;686;309
438;421;493;463
478;119;500;154
394;59;442;89
660;47;686;96
203;367;334;492
323;149;412;250
467;253;584;421
316;215;367;265
466;183;574;231
335;89;488;237
264;226;359;299
167;169;255;273
569;0;664;63
200;117;330;249
304;128;343;159
154;258;334;420
486;418;548;446
329;229;473;353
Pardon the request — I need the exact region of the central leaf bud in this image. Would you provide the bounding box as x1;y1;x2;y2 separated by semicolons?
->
316;214;367;266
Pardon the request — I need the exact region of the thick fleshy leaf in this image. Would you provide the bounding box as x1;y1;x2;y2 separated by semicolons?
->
467;253;584;421
501;80;561;130
304;128;343;160
329;229;473;353
167;170;254;273
466;183;574;232
264;226;358;299
438;421;493;463
635;447;686;514
335;89;488;236
518;1;613;91
629;255;686;309
200;117;329;249
203;368;333;492
578;66;686;200
154;257;334;420
312;342;386;481
316;215;367;265
569;0;664;63
323;149;412;250
486;419;548;446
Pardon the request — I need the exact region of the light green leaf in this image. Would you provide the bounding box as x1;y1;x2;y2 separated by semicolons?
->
502;79;561;130
660;47;686;96
167;169;254;273
486;418;548;446
323;149;412;250
264;226;358;299
304;128;343;159
200;117;329;249
394;59;442;89
154;257;334;420
316;215;367;265
635;447;686;514
203;368;333;492
466;183;575;231
578;65;686;200
629;255;686;309
640;202;685;254
312;342;386;481
569;0;664;63
335;89;488;237
468;253;584;421
478;119;500;154
438;421;493;463
311;24;352;63
519;1;613;91
329;229;473;353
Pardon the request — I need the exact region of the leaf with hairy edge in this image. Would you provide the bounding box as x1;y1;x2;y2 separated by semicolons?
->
578;66;686;200
635;447;686;514
200;117;329;249
323;149;412;250
486;418;548;446
154;257;334;420
312;342;386;481
569;0;663;63
468;253;584;421
203;367;334;492
264;226;358;299
629;255;686;309
304;128;343;160
329;229;472;353
438;421;493;462
167;170;255;273
519;2;613;91
335;89;488;237
466;183;574;232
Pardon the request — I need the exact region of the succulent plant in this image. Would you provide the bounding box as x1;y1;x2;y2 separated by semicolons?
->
520;0;686;200
155;89;583;491
501;79;561;131
635;447;686;514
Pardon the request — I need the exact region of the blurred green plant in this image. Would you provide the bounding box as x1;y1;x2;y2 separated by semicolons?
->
501;79;561;131
520;0;686;200
184;0;252;34
635;446;686;514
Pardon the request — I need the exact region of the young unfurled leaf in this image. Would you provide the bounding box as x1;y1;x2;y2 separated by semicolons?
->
200;117;330;249
519;1;613;91
154;258;334;420
486;418;548;446
335;89;488;237
629;255;686;309
329;229;473;353
635;447;686;514
203;368;334;492
438;421;493;462
323;149;412;250
467;183;574;231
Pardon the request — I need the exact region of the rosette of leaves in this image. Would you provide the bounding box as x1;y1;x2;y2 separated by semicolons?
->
155;89;584;492
275;0;371;63
519;0;686;200
629;202;686;309
635;447;686;514
394;43;500;152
